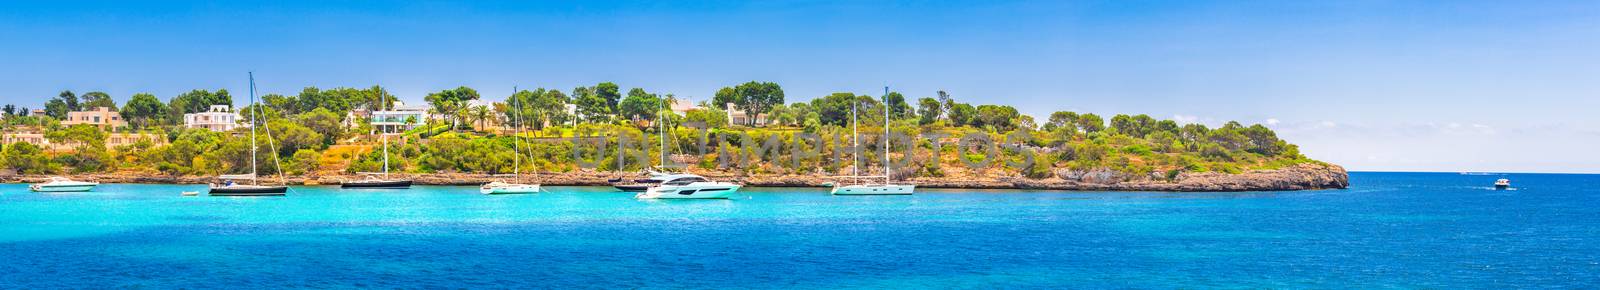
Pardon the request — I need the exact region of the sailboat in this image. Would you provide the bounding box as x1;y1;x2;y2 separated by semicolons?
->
481;86;541;194
635;99;741;199
831;86;915;195
612;101;684;192
210;72;289;196
343;84;413;189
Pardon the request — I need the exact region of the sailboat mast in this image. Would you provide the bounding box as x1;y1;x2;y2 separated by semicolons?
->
512;86;521;182
381;84;390;179
248;72;259;185
659;99;666;168
883;86;890;180
851;99;858;176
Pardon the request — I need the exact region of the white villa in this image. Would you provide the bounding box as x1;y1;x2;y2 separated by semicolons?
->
725;103;771;126
183;105;242;132
371;102;431;133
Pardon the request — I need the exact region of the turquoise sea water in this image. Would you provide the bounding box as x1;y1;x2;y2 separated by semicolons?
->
1;172;1596;288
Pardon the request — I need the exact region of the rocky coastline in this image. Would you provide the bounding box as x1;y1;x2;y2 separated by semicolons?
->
2;163;1347;192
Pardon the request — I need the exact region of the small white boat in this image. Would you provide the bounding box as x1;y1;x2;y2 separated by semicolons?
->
181;191;200;196
636;175;741;199
1494;178;1511;190
29;177;98;192
481;181;540;194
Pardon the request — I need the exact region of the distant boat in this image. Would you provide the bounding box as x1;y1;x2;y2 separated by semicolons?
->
343;83;413;189
611;170;677;192
831;86;915;195
29;177;98;192
1494;179;1511;190
481;86;541;195
635;175;741;199
341;174;413;189
210;72;287;197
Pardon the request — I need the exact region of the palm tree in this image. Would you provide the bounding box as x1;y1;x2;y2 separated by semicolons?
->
454;105;492;132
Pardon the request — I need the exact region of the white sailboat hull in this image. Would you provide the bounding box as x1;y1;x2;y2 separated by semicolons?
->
831;184;915;195
30;183;98;192
481;183;540;194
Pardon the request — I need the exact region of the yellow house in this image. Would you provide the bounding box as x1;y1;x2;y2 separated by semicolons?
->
61;107;127;129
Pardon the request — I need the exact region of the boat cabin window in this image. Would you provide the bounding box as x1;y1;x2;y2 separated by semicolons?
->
663;177;708;186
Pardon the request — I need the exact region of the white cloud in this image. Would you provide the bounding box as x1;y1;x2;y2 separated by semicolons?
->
1172;114;1201;125
1265;118;1280;126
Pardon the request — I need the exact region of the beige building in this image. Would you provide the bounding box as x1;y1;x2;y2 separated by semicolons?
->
2;132;166;151
61;107;127;129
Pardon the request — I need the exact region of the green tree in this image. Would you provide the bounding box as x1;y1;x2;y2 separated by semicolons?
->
973;105;1020;131
1077;113;1105;133
300;108;345;146
572;85;611;123
424;86;480;130
81;91;117;109
121;93;168;129
684;106;729;129
721;81;784;126
947;103;977;127
883;91;913;120
44;124;112;172
530;89;570;130
809;92;866;127
1043;111;1079;132
917;97;943;125
44;90;80;119
266;119;325;156
595;82;621;113
617;88;664;122
2;142;58;174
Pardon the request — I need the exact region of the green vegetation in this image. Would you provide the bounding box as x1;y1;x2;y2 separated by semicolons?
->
0;82;1317;181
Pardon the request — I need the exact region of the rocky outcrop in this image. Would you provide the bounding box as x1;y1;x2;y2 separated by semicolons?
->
0;163;1348;192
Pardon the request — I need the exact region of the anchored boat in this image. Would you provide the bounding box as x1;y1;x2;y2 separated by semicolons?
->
209;72;288;197
29;177;98;192
480;86;542;194
343;85;413;190
636;175;741;199
831;86;915;195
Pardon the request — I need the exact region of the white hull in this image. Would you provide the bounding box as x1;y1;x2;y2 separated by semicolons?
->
637;183;741;199
831;184;915;195
481;183;541;194
30;184;98;192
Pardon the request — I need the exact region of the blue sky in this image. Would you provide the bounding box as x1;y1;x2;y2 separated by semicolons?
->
2;1;1597;173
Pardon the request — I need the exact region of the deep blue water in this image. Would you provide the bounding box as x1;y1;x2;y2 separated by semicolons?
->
1;172;1596;288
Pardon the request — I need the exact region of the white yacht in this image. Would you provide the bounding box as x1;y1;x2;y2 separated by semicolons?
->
29;177;98;192
1494;178;1511;190
636;175;742;199
480;86;541;194
832;86;915;195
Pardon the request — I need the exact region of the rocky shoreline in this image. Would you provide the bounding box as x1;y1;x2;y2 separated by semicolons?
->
1;163;1347;192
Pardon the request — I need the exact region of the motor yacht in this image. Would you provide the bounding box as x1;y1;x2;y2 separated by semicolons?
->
29;177;98;192
635;175;741;199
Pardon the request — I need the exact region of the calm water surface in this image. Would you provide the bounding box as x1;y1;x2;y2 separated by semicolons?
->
1;172;1597;288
